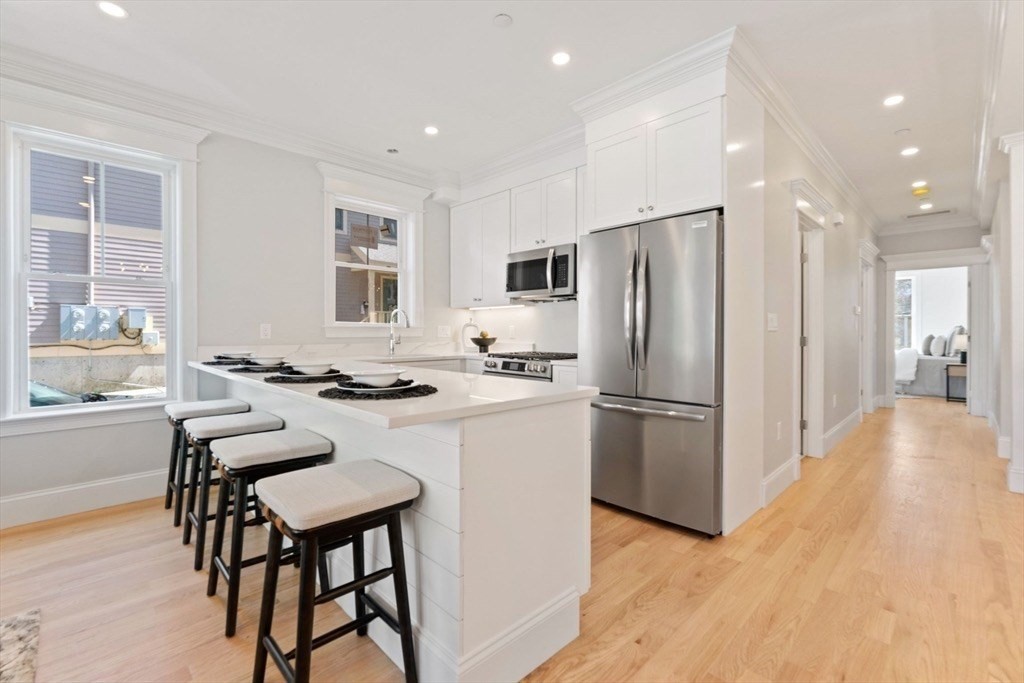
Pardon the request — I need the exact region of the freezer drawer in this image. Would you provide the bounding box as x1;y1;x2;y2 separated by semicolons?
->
591;397;721;535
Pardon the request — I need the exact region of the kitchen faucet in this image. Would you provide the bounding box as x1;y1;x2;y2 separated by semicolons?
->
388;309;409;357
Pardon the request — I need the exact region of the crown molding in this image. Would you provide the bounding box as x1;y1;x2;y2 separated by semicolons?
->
859;239;881;265
789;178;833;218
875;215;981;237
458;125;585;188
0;44;442;190
880;246;990;270
729;30;880;234
999;131;1024;152
570;28;735;124
971;0;1009;222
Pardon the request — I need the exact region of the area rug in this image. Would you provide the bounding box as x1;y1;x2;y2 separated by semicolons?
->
0;608;41;683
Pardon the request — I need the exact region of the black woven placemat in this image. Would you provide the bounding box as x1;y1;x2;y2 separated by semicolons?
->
318;382;438;400
230;365;285;374
266;371;352;384
203;359;246;366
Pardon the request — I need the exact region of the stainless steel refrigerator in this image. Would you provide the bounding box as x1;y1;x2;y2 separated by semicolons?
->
579;209;723;535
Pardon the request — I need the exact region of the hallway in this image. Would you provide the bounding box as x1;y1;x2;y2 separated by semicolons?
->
0;399;1020;682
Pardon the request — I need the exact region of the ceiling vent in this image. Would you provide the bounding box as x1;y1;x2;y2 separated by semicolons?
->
903;208;957;220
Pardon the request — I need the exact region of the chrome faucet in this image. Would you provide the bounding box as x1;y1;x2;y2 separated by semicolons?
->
388;309;409;357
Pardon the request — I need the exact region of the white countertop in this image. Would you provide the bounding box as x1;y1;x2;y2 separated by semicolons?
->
190;361;596;429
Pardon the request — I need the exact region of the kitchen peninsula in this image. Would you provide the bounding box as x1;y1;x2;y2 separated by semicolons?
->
191;361;597;682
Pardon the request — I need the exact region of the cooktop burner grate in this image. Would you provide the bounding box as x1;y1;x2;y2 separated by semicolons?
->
487;352;578;361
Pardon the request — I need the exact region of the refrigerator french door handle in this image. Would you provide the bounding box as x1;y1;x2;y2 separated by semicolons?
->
546;247;555;293
592;401;707;422
636;247;649;370
624;249;636;370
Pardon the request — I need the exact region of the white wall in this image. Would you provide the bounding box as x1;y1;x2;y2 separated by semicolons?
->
877;225;987;256
990;182;1010;453
894;267;968;351
762;115;877;484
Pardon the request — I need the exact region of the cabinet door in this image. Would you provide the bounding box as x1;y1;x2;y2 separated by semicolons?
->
553;365;578;386
450;200;482;308
479;191;511;306
645;98;723;218
510;181;543;252
586;126;646;231
542;169;577;246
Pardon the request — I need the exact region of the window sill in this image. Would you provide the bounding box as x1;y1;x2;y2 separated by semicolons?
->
323;325;424;339
0;399;172;438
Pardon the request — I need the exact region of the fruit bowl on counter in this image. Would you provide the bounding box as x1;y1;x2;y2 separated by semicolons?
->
470;336;497;353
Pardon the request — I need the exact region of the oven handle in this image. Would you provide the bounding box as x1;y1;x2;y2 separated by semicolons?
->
546;247;555;293
592;401;706;422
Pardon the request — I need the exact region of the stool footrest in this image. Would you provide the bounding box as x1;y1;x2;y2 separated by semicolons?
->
281;611;380;663
213;547;300;582
361;592;401;634
315;566;393;605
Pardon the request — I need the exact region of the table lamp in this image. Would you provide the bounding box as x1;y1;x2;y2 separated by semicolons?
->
952;333;968;363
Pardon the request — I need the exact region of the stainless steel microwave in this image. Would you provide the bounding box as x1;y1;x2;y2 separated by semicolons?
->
506;243;576;300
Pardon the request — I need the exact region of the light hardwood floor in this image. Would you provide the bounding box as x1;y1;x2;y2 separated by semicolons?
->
1;398;1021;682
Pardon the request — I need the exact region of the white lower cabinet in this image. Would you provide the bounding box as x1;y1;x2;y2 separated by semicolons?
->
399;359;462;372
463;358;485;374
553;365;578;386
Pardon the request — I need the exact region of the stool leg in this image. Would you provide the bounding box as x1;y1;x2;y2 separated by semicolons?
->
253;523;283;683
173;433;189;527
182;442;202;545
193;446;213;570
207;473;231;598
387;514;418;683
317;552;331;592
164;427;180;509
353;532;367;636
294;537;320;683
224;472;248;637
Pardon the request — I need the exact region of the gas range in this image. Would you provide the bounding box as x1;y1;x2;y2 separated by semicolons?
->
483;352;577;381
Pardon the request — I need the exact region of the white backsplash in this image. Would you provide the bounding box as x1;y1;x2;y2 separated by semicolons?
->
467;301;579;353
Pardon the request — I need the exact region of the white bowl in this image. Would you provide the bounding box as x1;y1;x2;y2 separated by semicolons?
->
343;367;404;387
248;356;285;366
219;352;251;359
289;363;333;375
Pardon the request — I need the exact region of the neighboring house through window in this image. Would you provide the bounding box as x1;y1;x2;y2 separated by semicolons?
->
894;275;915;350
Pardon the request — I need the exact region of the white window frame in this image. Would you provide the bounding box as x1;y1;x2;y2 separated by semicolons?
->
4;129;180;420
894;273;917;350
317;162;430;338
0;81;207;436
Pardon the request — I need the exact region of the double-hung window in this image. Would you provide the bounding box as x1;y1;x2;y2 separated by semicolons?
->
7;131;179;413
332;202;403;324
894;275;915;350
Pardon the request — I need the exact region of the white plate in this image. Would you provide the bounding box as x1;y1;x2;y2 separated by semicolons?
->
337;381;421;395
278;370;340;380
340;367;405;387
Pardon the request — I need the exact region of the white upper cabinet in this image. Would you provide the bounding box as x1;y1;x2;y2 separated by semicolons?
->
450;191;510;308
645;98;722;220
586;126;646;231
511;169;578;252
585;97;723;231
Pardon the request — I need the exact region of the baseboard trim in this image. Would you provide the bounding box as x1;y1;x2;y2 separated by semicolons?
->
823;409;862;455
1009;464;1024;494
874;394;886;410
761;454;801;507
989;412;1011;459
0;468;165;529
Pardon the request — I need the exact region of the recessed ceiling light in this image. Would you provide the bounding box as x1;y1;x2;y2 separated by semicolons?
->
919;203;933;210
552;52;571;66
883;94;904;107
424;126;439;136
97;1;128;18
912;180;927;188
900;147;919;156
493;13;513;27
386;148;399;154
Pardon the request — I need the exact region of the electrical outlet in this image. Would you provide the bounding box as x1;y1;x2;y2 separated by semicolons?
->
509;325;516;339
259;323;272;339
437;325;452;339
776;421;782;440
832;394;837;408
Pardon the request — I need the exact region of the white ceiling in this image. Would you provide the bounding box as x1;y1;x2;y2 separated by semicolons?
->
1;0;1020;231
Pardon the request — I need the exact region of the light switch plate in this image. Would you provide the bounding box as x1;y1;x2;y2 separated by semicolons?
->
437;325;451;339
259;323;272;339
767;313;779;332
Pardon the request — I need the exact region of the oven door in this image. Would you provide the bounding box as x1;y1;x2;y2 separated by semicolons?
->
506;244;576;299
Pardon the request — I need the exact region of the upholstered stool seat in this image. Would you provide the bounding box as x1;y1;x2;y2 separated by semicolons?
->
206;429;333;637
163;399;250;527
253;461;421;683
181;411;284;570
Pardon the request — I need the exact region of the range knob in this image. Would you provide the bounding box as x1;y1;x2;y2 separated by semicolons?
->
485;360;497;368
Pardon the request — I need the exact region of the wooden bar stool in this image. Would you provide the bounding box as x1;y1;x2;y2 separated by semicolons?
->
252;461;421;683
164;399;249;527
206;429;333;637
181;411;283;570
